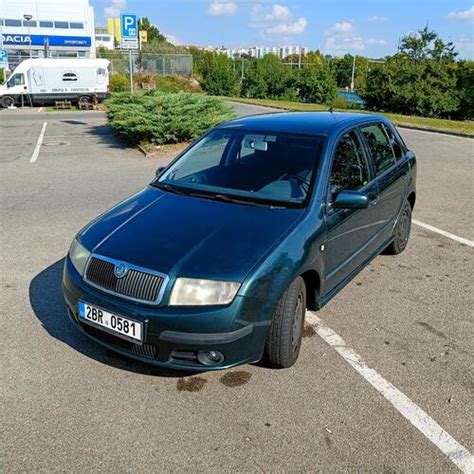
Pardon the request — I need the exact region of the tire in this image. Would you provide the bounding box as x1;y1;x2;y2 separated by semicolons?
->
385;200;412;255
78;95;90;104
1;96;15;108
264;276;306;368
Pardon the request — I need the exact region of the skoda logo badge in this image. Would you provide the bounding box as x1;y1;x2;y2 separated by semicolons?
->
114;263;128;278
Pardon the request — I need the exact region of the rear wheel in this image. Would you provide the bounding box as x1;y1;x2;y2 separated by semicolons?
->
264;276;306;368
1;96;15;108
386;200;412;255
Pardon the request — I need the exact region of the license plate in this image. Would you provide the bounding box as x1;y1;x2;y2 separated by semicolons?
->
78;301;143;342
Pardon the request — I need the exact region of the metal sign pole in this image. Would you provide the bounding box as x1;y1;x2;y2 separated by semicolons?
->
129;49;133;93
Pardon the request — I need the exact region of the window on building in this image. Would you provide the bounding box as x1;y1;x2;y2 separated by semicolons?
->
78;51;86;58
5;19;22;27
69;22;84;29
54;21;69;29
330;131;370;196
39;21;54;28
0;19;3;26
23;20;37;27
361;124;396;175
62;72;78;82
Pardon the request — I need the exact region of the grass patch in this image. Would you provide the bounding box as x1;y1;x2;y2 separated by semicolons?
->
226;97;474;136
106;91;236;145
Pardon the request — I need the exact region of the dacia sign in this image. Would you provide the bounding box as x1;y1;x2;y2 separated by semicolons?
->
2;33;91;47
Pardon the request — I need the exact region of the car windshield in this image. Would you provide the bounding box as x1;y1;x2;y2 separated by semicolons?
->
156;129;324;206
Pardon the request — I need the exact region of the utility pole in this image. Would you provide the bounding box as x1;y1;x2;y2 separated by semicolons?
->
129;49;133;92
350;54;356;91
298;47;302;69
240;57;244;81
23;14;33;59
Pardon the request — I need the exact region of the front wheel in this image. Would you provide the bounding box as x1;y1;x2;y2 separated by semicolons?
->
1;96;15;108
386;200;412;255
264;276;306;368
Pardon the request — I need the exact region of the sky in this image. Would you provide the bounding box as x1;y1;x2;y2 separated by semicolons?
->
92;0;474;58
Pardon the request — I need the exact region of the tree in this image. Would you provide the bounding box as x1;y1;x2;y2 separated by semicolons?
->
241;54;294;99
361;27;461;118
137;17;167;43
454;60;474;119
197;53;240;96
295;65;338;104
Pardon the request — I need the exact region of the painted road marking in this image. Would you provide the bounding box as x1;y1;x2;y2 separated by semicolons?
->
305;311;474;473
413;219;474;247
29;122;47;163
37;107;43;113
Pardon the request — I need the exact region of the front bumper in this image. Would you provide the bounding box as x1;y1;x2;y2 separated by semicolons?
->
62;257;270;371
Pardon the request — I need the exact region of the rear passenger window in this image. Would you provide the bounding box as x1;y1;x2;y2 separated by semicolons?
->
382;124;404;161
330;131;369;196
361;124;396;174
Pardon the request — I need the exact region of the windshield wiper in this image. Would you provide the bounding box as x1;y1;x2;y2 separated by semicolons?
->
198;192;284;208
152;182;189;195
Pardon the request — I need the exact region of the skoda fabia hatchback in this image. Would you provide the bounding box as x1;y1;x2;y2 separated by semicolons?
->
63;112;416;370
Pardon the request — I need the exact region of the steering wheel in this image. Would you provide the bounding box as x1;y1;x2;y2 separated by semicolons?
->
279;174;311;192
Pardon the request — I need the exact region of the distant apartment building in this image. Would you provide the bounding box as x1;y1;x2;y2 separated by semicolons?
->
220;45;308;60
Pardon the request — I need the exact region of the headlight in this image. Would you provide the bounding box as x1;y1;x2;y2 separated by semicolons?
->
68;238;91;276
169;278;240;306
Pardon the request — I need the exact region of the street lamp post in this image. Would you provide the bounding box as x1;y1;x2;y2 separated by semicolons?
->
23;14;33;59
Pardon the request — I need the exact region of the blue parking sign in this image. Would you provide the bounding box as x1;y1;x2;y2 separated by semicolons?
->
0;49;8;69
121;14;138;38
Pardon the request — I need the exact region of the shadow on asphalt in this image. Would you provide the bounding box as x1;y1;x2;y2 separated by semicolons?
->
86;124;135;151
29;258;198;378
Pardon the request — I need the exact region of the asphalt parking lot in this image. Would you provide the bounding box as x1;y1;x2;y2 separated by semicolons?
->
1;104;473;472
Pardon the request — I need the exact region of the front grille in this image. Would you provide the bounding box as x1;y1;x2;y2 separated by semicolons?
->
82;324;158;359
85;256;165;303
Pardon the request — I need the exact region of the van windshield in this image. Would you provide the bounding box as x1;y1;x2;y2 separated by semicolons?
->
7;73;25;87
155;129;324;207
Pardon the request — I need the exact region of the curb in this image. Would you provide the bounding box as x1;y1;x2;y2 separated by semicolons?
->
394;123;473;139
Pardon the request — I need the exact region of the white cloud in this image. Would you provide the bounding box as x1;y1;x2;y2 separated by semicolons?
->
250;3;307;37
208;1;237;16
265;17;307;36
368;15;388;23
265;4;292;22
326;21;353;34
448;6;474;23
104;0;126;17
325;35;365;52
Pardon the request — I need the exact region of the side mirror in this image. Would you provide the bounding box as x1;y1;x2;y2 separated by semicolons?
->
155;166;166;178
333;190;369;209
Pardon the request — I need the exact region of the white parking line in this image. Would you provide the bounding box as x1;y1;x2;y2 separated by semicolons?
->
38;107;43;113
29;122;48;163
413;219;474;247
305;311;474;473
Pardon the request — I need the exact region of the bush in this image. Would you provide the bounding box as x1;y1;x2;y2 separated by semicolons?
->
106;91;236;145
134;73;202;93
109;72;130;93
197;52;240;96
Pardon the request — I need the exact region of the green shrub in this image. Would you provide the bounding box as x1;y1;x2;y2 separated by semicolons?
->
294;66;338;105
134;73;202;93
106;91;236;145
197;52;240;96
109;72;130;93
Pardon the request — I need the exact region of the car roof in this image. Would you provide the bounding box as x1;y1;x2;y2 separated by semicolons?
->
217;111;387;136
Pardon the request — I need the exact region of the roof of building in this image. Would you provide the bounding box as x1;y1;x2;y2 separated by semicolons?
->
218;111;387;136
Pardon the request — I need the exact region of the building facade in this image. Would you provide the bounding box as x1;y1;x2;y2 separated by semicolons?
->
0;0;96;69
221;45;308;60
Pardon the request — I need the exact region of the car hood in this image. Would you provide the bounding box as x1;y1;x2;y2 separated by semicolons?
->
80;186;304;282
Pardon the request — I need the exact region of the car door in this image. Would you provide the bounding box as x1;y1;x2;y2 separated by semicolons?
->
360;123;409;242
323;129;380;295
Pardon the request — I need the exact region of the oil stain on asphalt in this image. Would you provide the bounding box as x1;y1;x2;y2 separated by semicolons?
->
220;371;252;387
176;377;207;392
303;325;316;338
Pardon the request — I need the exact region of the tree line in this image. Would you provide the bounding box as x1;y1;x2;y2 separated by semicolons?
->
194;27;473;120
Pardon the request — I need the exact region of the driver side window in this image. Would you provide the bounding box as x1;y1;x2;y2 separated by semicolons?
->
8;73;25;87
329;131;369;197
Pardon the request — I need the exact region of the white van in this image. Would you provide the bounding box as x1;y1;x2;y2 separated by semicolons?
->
0;58;110;108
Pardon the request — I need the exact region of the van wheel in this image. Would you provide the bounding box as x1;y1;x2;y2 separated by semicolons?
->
386;200;412;255
1;96;15;108
78;95;90;104
264;276;306;368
